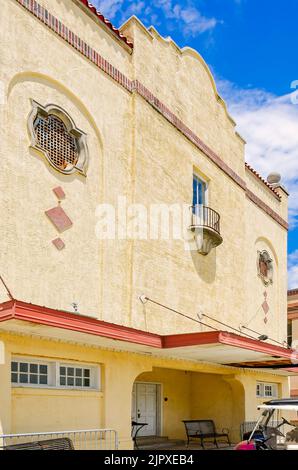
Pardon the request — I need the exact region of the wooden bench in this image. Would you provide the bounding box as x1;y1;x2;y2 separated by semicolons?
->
4;437;74;450
183;420;230;449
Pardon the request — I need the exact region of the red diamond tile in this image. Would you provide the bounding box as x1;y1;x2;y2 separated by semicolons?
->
262;301;269;315
52;238;65;251
53;187;66;200
45;206;73;233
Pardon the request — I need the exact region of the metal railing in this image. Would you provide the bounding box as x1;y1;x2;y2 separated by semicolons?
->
191;205;221;235
0;428;118;450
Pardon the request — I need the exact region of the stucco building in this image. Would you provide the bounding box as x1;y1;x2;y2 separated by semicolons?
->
0;0;295;449
288;289;298;398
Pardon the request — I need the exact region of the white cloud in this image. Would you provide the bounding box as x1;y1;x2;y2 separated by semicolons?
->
93;0;124;19
216;78;298;288
288;250;298;289
93;0;219;36
217;78;298;228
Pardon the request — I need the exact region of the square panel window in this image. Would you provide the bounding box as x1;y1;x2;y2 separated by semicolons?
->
257;382;277;398
20;374;29;384
39;365;48;375
11;373;18;383
20;363;28;373
11;359;98;390
30;364;38;374
39;375;48;385
68;377;74;386
30;375;38;384
11;360;49;387
60;376;66;386
59;366;92;388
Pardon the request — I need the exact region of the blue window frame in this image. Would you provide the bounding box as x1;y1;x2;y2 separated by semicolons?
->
193;175;207;209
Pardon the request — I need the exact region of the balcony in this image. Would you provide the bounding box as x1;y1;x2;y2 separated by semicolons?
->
189;205;223;255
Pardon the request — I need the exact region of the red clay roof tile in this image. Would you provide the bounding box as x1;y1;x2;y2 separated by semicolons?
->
78;0;133;49
245;162;281;200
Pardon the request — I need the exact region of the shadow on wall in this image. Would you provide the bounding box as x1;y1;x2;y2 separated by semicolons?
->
190;249;216;284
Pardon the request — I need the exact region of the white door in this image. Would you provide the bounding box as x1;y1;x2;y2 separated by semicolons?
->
132;383;159;436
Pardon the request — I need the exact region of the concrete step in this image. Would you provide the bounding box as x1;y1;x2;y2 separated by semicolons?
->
137;437;186;450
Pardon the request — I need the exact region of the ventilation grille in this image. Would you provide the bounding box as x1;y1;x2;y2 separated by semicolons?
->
34;115;79;171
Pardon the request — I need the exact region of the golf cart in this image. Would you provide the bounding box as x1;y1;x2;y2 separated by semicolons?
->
235;399;298;450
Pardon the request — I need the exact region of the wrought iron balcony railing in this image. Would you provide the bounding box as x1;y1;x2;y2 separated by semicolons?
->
190;205;221;235
189;205;222;255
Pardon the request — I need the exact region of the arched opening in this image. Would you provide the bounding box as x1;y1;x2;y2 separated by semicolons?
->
132;367;245;447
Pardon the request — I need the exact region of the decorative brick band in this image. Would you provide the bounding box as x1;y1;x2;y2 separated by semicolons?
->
14;0;288;231
15;0;133;92
132;80;247;192
246;189;288;230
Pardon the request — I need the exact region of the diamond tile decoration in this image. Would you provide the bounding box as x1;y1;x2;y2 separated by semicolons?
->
262;300;269;315
264;317;268;324
45;206;73;233
52;238;65;251
53;186;66;200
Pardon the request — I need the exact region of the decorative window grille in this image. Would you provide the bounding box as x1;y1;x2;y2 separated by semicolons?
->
28;101;88;176
34;115;79;171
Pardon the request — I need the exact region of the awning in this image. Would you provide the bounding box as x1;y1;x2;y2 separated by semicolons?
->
0;299;297;374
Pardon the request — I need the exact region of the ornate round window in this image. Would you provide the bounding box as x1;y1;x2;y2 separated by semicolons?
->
257;250;273;286
28;101;88;176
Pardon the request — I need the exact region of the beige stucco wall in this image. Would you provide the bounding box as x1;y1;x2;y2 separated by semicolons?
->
121;18;245;176
0;0;288;342
137;368;192;440
0;0;291;446
0;0;134;325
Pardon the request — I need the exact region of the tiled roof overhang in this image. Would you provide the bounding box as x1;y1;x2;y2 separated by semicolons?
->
77;0;133;50
245;163;281;200
288;289;298;297
0;300;297;372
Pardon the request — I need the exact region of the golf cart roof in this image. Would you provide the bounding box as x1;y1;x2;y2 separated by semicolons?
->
258;398;298;411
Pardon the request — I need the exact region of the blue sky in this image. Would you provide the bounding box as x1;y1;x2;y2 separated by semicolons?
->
94;0;298;286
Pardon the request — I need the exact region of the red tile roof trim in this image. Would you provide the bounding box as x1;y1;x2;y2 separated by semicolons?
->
288;289;298;297
15;0;133;91
77;0;133;49
133;79;247;192
246;189;288;230
1;300;297;364
245;163;281;200
15;0;288;231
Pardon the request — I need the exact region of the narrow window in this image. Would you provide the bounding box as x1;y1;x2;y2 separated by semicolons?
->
193;174;207;212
